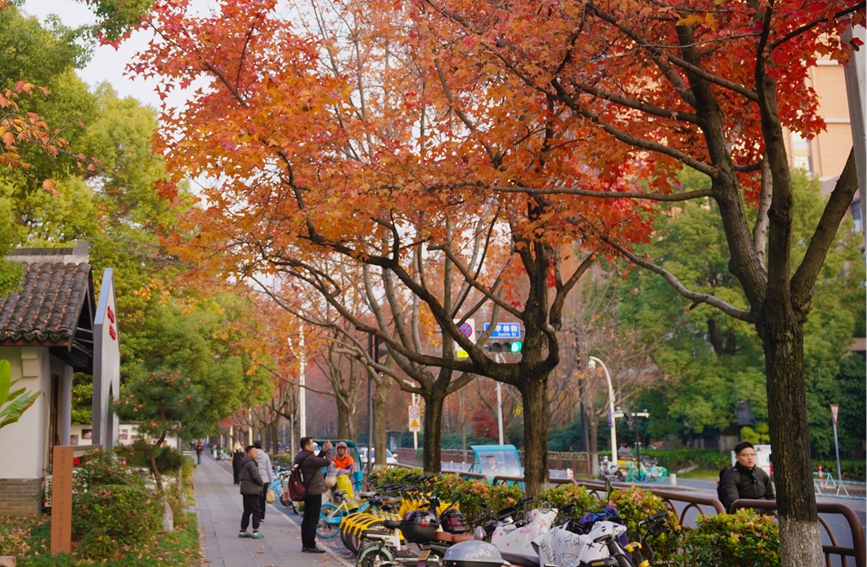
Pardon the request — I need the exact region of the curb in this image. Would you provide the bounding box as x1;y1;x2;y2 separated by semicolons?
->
206;455;354;567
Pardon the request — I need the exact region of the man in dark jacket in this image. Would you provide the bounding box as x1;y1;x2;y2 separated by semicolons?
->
720;441;775;512
238;445;265;539
295;437;333;552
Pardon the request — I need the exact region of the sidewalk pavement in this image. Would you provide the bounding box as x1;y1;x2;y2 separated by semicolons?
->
193;454;352;567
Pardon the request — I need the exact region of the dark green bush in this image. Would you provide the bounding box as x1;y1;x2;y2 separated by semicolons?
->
71;484;161;559
114;440;185;474
812;459;865;481
73;449;148;491
270;453;294;468
607;487;682;561
638;448;731;472
538;484;602;517
682;508;779;567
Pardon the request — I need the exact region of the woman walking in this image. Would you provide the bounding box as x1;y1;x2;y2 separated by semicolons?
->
232;442;244;485
238;445;264;539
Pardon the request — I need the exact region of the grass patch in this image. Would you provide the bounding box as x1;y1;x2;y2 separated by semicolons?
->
0;512;201;566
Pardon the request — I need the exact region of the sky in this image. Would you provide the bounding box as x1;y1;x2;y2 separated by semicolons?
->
22;0;162;109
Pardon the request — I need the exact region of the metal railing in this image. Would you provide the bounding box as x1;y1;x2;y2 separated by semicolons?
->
387;456;864;567
731;499;866;567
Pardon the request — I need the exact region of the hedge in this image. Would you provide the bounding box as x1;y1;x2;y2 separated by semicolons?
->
682;509;779;567
812;459;865;481
373;468;788;565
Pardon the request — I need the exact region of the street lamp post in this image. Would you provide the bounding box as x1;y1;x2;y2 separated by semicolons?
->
588;356;617;460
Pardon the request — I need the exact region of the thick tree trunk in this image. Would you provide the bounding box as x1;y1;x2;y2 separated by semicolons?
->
373;379;389;471
422;388;446;474
336;395;353;440
521;376;549;496
759;311;823;567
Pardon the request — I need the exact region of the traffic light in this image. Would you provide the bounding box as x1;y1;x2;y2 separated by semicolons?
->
485;340;522;353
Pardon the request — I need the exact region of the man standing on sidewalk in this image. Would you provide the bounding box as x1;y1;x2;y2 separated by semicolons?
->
238;445;265;539
253;440;274;523
295;437;333;553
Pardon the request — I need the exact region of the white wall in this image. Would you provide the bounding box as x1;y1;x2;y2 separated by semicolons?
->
0;347;50;479
71;423;179;450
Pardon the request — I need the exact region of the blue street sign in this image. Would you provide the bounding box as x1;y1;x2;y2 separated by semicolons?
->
484;322;522;339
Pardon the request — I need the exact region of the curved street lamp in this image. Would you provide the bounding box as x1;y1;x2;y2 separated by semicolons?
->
587;356;617;461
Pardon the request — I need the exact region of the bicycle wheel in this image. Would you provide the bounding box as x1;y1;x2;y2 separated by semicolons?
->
345;522;386;555
317;515;339;538
358;546;392;567
317;503;343;538
340;524;358;554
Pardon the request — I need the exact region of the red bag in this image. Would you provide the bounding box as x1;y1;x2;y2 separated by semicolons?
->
287;454;312;501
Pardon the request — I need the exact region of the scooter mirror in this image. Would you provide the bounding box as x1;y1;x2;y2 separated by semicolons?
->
473;526;487;541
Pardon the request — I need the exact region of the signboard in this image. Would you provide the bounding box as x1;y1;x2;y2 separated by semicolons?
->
455;318;475;359
830;404;839;425
51;446;73;554
93;269;120;449
409;406;421;432
484;322;522;339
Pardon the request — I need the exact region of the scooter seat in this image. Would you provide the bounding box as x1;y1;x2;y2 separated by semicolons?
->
499;553;541;567
359;491;377;498
382;520;402;530
451;534;474;543
434;532;454;542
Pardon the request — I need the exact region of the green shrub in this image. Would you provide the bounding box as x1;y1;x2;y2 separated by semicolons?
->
371;467;419;487
76;533;119;560
114;440;185;474
682;508;779;567
607;487;682;561
638;449;730;472
73;449;148;491
270;453;295;468
71;484;161;559
429;474;483;518
489;483;524;513
812;459;865;481
181;455;196;485
538;484;602;518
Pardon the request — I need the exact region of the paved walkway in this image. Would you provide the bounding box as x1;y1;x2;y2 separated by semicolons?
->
194;454;352;567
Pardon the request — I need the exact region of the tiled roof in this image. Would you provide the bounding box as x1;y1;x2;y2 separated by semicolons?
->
0;262;92;344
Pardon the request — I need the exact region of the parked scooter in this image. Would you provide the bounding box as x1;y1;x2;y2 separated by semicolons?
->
530;479;672;567
599;456;625;482
356;496;473;567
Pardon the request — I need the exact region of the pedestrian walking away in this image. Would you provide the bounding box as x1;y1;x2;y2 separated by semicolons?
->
718;441;775;512
253;439;274;522
231;442;244;484
196;441;204;465
238;444;264;539
295;436;333;553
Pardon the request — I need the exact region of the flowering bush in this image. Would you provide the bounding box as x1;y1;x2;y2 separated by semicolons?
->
607;486;682;561
537;484;603;518
682;508;779;567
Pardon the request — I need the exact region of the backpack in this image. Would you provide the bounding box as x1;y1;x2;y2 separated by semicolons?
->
287;454;313;501
716;466;737;502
